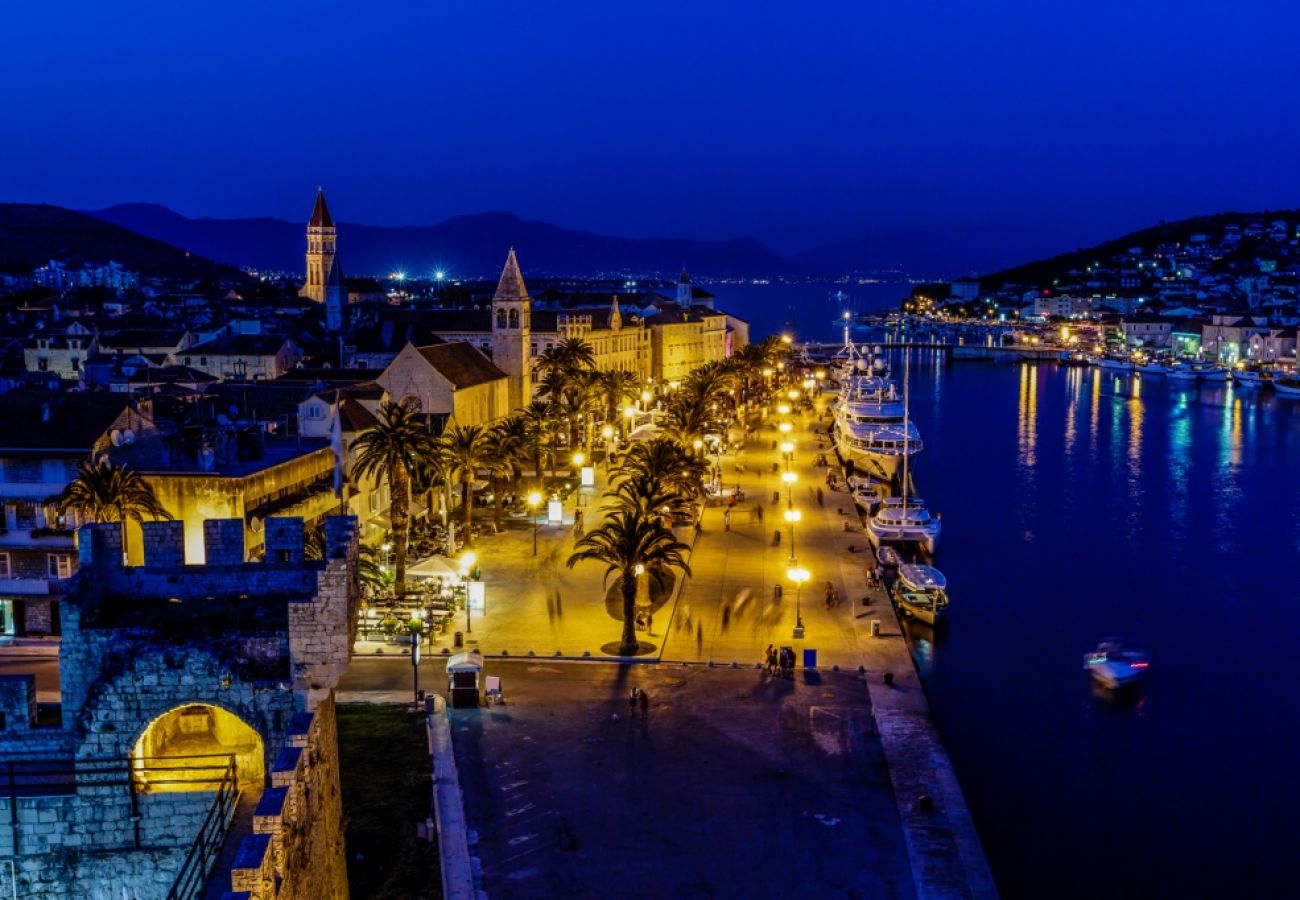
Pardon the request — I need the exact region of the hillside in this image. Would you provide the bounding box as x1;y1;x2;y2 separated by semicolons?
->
0;203;245;282
89;204;800;279
980;210;1300;286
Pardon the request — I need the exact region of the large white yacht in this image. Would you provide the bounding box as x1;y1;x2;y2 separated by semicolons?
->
832;351;922;481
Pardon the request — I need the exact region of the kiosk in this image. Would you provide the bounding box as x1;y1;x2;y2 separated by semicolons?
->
446;650;484;709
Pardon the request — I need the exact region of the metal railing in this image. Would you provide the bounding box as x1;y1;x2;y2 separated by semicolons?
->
0;753;238;859
166;756;240;900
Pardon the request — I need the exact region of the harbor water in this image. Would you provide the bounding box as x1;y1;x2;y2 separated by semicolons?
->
902;355;1300;898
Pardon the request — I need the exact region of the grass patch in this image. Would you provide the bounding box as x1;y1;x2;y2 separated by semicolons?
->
338;703;440;899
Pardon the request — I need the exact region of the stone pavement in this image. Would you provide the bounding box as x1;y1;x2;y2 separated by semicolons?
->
354;396;997;898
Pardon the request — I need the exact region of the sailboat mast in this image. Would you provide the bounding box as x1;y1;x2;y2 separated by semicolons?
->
902;345;909;504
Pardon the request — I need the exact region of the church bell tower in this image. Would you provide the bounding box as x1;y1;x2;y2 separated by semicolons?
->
491;248;532;410
303;188;336;304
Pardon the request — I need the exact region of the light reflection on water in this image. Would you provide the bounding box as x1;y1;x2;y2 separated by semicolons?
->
900;356;1300;899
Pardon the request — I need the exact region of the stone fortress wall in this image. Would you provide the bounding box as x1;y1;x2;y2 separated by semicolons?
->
0;515;357;899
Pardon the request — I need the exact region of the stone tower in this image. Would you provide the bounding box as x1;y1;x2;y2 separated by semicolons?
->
677;268;692;306
302;187;337;304
491;248;532;410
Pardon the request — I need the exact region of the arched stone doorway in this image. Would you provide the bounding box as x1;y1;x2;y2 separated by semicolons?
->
131;703;266;793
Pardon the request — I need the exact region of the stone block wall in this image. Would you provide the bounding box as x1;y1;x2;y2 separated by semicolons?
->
141;520;185;567
218;697;349;900
265;516;305;564
204;518;246;565
0;673;37;730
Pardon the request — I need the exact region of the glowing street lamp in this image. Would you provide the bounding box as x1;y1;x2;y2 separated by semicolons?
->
777;403;790;416
459;551;477;633
640;390;652;407
788;566;809;638
527;491;543;556
784;508;801;561
778;421;792;434
781;470;797;508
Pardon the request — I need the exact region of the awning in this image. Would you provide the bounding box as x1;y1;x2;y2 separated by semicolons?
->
446;650;484;673
407;556;461;580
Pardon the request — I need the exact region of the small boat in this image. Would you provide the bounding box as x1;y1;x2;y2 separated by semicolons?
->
893;564;949;625
1089;355;1136;373
876;546;901;568
1137;361;1171;376
1083;640;1151;690
1232;367;1273;387
1166;364;1201;383
1274;376;1300;397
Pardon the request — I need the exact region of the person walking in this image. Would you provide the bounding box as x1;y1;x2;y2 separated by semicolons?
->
816;487;824;506
755;503;764;523
629;687;639;718
723;508;731;531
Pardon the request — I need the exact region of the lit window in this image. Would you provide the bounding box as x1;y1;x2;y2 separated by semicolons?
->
47;554;71;580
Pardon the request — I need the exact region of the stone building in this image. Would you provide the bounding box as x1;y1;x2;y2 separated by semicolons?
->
377;341;510;429
0;515;358;898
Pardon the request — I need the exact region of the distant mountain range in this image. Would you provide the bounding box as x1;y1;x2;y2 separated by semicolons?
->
0;204;242;282
83;203;1082;280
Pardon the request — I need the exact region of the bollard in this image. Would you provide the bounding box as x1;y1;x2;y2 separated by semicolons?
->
454;631;464;649
501;649;509;656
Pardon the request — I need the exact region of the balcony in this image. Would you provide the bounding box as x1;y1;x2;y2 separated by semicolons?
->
0;528;76;549
0;578;55;596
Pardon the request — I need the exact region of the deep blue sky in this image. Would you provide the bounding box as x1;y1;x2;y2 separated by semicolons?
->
3;1;1299;253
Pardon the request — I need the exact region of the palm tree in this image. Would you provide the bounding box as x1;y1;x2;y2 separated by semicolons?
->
615;437;708;502
441;422;490;540
53;459;171;564
350;400;438;597
662;389;713;451
567;509;691;655
480;422;520;532
595;369;641;432
522;400;560;480
535;336;596;387
491;413;531;495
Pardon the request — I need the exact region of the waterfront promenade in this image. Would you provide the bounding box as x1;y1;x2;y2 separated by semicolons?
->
349;396;997;898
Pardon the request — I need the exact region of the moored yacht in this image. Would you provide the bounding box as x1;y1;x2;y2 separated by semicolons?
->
1083;640;1151;690
867;497;941;555
893;563;949;625
1274;375;1300;397
833;353;922;482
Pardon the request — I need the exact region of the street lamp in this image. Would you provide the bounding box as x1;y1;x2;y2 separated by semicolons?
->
459;552;476;633
780;440;794;471
527;491;542;556
781;470;797;508
778;421;792;435
409;611;423;706
777;403;790;416
784;508;801;562
787;566;809;638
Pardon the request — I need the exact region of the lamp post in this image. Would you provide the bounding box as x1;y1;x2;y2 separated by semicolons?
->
781;470;797;509
780;440;794;472
527;491;542;556
409;612;423;706
601;425;614;467
460;551;476;633
784;508;801;563
787;566;809;638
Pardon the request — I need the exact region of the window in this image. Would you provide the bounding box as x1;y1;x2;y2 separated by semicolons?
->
509;309;519;329
37;359;48;372
0;552;9;578
496;309;507;329
70;357;80;372
306;405;324;420
47;553;71;580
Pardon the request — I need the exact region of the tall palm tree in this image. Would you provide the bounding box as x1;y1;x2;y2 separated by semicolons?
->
53;459;171;564
595;369;641;431
480;422;520;532
350;400;437;596
662;389;713;451
535;336;596;387
491;413;531;495
441;422;490;540
567;509;691;655
522;400;560;480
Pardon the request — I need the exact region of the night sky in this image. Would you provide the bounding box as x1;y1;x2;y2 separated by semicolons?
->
3;1;1299;253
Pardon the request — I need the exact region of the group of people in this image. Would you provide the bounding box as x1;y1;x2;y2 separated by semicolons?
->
763;643;796;678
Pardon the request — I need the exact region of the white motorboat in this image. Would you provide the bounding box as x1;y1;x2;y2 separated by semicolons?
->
1083;640;1151;690
893;564;949;625
1166;364;1201;382
1231;367;1272;387
1089;355;1136;373
868;497;941;555
1137;361;1171;376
